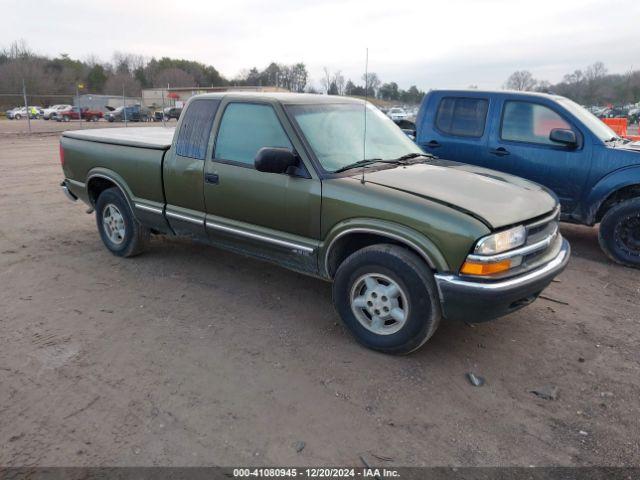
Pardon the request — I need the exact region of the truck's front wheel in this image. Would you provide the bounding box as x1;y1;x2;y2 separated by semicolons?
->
332;244;441;354
599;198;640;268
95;188;149;257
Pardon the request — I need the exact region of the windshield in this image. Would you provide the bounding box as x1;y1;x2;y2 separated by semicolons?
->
556;97;618;141
287;103;422;173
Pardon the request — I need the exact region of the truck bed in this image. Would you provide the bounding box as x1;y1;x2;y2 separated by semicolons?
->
62;127;175;150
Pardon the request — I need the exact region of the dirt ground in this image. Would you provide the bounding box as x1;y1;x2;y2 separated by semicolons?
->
0;122;639;468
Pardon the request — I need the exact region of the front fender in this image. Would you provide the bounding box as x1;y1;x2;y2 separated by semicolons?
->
320;217;450;277
584;166;640;224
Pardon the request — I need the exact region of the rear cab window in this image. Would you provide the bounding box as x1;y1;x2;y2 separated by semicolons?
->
214;103;292;166
175;99;221;159
435;97;489;137
500;101;572;146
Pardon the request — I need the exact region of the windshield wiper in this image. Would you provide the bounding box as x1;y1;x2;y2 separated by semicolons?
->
393;152;434;162
333;158;384;173
333;153;433;174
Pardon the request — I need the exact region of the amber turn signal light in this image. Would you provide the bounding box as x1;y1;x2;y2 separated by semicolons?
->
460;259;512;276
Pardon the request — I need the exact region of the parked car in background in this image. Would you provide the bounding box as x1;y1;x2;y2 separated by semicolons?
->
599;107;628;119
7;106;43;119
104;105;151;122
5;107;20;119
387;107;408;121
153;106;182;122
43;104;73;120
59;92;569;354
53;106;103;122
163;106;183;121
414;89;640;267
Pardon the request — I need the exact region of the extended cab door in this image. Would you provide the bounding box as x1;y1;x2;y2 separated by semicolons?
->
416;93;490;166
487;97;591;214
203;100;321;274
163;98;221;238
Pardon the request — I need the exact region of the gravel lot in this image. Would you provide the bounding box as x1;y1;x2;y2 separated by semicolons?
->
0;122;639;467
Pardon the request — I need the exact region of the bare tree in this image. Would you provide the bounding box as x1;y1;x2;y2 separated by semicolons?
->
321;67;332;94
332;70;345;95
504;70;538;91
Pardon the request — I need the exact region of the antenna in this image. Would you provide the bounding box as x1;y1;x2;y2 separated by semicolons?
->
361;48;369;185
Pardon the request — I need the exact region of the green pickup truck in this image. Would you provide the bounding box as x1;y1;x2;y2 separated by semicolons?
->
60;92;570;354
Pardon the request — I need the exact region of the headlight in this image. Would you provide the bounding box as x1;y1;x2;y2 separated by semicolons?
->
473;225;526;255
460;225;527;276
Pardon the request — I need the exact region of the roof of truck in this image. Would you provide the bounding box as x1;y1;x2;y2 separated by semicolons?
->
429;89;567;100
191;91;365;105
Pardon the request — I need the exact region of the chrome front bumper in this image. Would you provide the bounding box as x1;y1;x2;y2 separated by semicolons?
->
434;238;570;322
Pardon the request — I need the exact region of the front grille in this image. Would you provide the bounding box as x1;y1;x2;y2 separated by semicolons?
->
514;206;561;275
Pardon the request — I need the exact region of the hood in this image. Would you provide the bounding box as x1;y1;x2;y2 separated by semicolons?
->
355;160;557;229
619;141;640;153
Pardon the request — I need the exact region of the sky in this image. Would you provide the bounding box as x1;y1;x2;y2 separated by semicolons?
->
2;0;639;90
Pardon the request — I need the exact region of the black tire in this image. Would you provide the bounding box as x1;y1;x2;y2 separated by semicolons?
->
95;187;150;257
598;198;640;268
332;244;441;354
14;114;21;120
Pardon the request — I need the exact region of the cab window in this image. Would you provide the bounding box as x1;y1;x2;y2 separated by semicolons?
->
175;99;220;160
214;103;292;166
501;101;571;146
435;97;488;137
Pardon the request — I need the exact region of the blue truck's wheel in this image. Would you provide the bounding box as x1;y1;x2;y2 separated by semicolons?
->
95;188;149;257
332;244;441;354
598;198;640;268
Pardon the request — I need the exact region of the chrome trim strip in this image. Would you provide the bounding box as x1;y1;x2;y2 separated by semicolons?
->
467;227;559;263
324;228;437;277
526;205;560;229
206;221;314;254
166;210;204;225
135;203;163;215
435;239;570;293
67;179;85;189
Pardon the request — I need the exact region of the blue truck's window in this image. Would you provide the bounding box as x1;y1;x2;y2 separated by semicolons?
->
435;97;488;137
176;99;220;159
214;103;292;166
501;101;571;146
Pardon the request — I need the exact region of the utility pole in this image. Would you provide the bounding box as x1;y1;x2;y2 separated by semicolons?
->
77;83;83;129
160;87;166;127
22;79;31;134
123;84;127;127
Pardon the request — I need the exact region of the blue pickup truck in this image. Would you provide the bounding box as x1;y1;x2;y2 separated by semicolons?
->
414;90;640;267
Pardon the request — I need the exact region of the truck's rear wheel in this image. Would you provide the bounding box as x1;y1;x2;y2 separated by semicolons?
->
332;244;441;354
95;188;149;257
599;198;640;268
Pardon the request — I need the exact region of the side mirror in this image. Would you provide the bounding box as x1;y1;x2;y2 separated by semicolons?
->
255;147;298;174
549;128;577;147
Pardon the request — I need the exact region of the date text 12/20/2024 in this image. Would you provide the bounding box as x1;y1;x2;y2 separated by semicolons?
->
233;468;400;478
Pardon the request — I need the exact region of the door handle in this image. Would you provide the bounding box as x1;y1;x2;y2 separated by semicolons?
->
426;140;441;148
489;147;510;156
205;173;219;184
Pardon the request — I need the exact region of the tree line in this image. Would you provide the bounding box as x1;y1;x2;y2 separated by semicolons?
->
0;40;425;106
504;62;640;106
3;39;638;110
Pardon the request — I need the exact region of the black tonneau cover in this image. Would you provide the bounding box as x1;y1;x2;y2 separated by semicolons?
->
62;127;175;150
